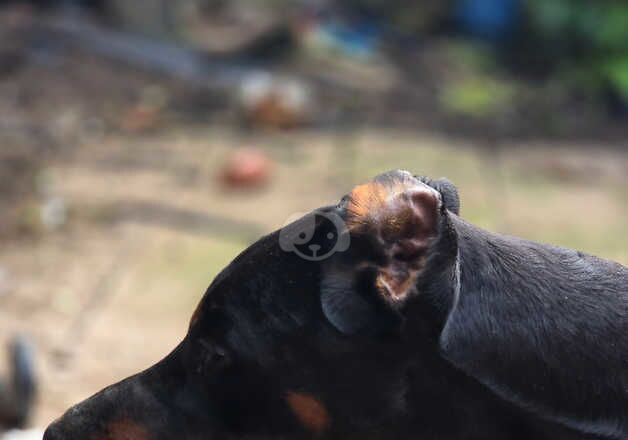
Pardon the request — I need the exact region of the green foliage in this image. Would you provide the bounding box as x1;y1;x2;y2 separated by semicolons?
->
526;0;628;98
526;0;628;47
440;76;516;117
604;58;628;98
527;0;572;38
592;5;628;51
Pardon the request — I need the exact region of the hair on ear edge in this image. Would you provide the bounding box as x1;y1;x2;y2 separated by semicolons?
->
416;176;460;215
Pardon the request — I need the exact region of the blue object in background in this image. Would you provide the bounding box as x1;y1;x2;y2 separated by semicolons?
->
456;0;521;40
321;19;382;59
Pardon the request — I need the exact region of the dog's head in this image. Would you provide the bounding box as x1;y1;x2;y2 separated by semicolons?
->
44;171;475;439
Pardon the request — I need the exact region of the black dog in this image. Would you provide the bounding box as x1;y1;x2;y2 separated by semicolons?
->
45;170;627;439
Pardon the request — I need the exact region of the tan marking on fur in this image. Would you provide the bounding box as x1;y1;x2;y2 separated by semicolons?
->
376;269;419;301
285;391;330;433
345;178;438;232
346;181;410;227
91;419;152;440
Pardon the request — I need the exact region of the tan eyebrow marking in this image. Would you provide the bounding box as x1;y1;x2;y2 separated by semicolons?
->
285;391;330;434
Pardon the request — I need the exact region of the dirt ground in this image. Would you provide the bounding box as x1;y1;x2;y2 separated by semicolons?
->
0;127;626;429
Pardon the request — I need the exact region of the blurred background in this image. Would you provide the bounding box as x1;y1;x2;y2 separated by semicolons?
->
0;0;626;436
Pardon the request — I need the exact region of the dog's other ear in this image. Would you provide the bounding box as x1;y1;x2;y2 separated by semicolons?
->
416;177;460;215
344;171;442;304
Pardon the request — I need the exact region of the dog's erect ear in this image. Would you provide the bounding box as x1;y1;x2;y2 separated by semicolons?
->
320;269;378;334
344;171;442;303
416;176;460;215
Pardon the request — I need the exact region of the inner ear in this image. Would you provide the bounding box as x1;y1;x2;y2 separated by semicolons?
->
346;181;441;304
321;266;403;336
321;269;377;335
